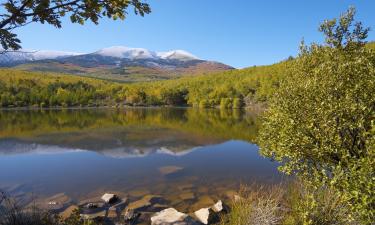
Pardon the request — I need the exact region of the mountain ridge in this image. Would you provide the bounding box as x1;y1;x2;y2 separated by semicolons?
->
0;46;233;82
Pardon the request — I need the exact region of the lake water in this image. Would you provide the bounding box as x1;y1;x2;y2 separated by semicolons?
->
0;108;281;212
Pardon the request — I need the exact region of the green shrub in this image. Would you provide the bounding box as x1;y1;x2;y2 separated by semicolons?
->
259;7;375;223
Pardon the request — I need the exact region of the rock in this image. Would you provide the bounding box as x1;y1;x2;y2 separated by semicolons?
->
84;202;105;209
127;198;151;211
211;200;223;213
158;166;183;175
111;198;129;210
101;193;118;204
122;208;140;222
193;208;219;225
151;208;199;225
59;205;78;219
193;200;228;224
127;195;164;211
107;207;118;219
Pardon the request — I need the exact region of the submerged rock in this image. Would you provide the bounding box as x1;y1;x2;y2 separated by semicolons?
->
190;195;215;211
158;166;184;175
179;192;195;201
38;193;72;211
127;195;164;211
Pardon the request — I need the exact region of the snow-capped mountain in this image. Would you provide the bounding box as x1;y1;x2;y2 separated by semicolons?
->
0;50;82;65
93;46;158;60
0;46;233;81
92;46;199;61
0;46;202;65
157;50;199;61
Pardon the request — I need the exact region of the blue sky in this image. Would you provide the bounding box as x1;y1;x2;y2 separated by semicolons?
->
15;0;375;68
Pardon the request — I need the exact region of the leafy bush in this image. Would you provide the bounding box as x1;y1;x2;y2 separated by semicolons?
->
259;7;375;223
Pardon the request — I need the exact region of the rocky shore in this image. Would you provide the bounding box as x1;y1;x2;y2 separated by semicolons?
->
40;191;234;225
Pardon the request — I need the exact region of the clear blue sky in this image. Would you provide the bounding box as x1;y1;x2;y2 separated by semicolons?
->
15;0;375;68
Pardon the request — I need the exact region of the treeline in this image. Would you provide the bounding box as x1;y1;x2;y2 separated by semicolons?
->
0;70;120;107
0;61;289;108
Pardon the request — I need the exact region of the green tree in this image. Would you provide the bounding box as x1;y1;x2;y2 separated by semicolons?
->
259;7;375;223
0;0;151;50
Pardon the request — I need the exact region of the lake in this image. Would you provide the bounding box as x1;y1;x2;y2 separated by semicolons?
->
0;108;281;213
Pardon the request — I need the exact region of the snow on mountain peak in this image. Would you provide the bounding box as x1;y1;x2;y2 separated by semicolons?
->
94;46;199;61
0;49;82;65
157;50;199;61
94;46;157;59
0;46;201;66
32;50;83;60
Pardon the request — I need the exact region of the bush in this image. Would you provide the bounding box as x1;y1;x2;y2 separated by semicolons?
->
259;8;375;223
283;182;359;225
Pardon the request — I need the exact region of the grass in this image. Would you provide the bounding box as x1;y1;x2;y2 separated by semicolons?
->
220;181;361;225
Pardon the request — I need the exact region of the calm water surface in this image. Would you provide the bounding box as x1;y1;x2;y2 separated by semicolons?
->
0;108;281;211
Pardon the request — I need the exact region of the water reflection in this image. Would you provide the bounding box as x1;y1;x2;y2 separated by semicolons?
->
0;108;279;212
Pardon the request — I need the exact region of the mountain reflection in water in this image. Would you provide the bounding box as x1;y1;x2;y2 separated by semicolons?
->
0;108;281;212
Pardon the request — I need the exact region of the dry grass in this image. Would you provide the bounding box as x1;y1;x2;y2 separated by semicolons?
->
220;184;285;225
220;182;361;225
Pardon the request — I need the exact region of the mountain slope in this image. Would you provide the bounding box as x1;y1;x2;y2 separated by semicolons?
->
0;46;233;82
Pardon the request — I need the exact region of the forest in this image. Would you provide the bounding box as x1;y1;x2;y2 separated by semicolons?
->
0;60;289;108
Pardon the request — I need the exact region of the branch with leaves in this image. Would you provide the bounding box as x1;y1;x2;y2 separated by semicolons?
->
0;0;151;50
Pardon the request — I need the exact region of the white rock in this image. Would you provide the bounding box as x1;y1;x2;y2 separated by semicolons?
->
211;200;223;213
101;193;117;203
194;208;210;224
151;208;188;225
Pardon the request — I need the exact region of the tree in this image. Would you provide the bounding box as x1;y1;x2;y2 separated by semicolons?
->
258;7;375;223
0;0;151;50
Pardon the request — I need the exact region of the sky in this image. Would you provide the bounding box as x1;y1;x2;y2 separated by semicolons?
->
14;0;375;68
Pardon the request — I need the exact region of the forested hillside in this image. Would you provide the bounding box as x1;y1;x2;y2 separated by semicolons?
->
0;60;289;108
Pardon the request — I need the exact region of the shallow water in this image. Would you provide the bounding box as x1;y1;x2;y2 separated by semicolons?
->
0;108;281;212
